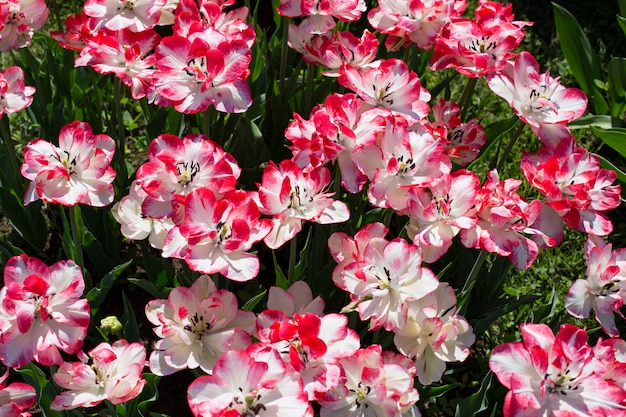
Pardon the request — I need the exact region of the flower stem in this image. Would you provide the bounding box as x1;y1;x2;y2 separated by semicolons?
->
495;121;525;172
0;117;22;192
68;205;90;288
113;78;128;189
279;17;290;90
302;64;315;116
288;235;297;284
458;249;489;315
202;108;212;139
458;76;478;121
47;0;65;32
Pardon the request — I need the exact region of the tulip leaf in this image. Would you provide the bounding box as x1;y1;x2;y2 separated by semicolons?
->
552;2;608;114
569;114;626;129
272;250;289;289
121;291;141;343
241;288;267;311
609;58;626;118
618;15;626;37
87;259;133;314
591;126;626;159
455;372;495;417
0;185;47;253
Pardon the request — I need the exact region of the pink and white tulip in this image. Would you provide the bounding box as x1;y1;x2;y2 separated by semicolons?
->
21;120;116;207
51;339;147;410
187;347;312;417
257;160;349;249
145;274;255;375
0;255;90;368
0;66;35;118
487;52;587;147
490;323;626;417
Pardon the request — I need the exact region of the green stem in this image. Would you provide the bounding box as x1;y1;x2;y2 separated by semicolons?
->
495;121;525;172
113;78;128;188
302;64;315;116
458;249;489;316
0;118;21;191
68;205;84;268
47;0;65;32
202;108;212;139
458;77;478;122
279;17;290;90
288;235;297;284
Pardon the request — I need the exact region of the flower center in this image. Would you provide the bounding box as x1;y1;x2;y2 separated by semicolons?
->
57;150;77;175
176;161;200;186
185;57;209;82
183;312;212;339
215;221;232;245
466;36;498;55
397;154;415;175
545;368;580;396
229;389;266;416
373;82;394;106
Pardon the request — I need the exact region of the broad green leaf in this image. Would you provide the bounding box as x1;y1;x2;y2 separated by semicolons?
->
124;373;160;417
141;242;175;287
226;116;271;168
472;295;541;336
0;185;47;252
530;286;559;323
455;372;494;417
272;251;289;289
598;154;626;184
609;58;626;118
620;0;626;17
552;2;608;114
467;116;518;170
618;15;626;38
294;226;314;282
86;259;133;314
241;289;267;311
419;383;461;401
591;126;626;159
121;291;141;343
127;277;171;299
15;363;65;417
569;115;626;129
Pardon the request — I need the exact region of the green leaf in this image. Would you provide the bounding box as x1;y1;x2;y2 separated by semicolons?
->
620;0;626;18
0;185;47;252
86;259;133;314
141;242;175;287
127;277;171;299
569;115;626;129
609;57;626;118
419;383;461;401
123;373;160;417
455;372;494;417
294;226;313;281
272;251;289;289
618;14;626;38
530;286;559;323
241;289;267;311
591;126;626;159
15;364;65;417
598;154;626;184
467;116;518;171
472;295;541;336
121;291;141;343
225;116;271;168
552;2;608;114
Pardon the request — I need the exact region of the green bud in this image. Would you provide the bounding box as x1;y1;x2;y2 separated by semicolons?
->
100;315;123;336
